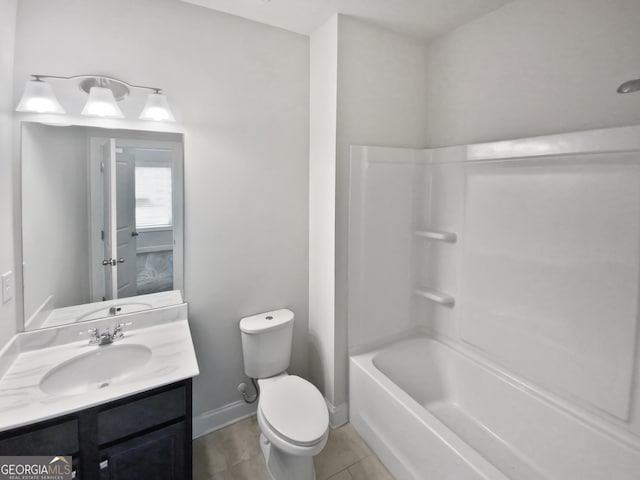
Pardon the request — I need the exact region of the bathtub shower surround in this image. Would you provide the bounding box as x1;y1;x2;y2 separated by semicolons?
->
347;125;640;479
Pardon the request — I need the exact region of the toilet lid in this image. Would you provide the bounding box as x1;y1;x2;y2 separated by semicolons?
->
260;376;329;446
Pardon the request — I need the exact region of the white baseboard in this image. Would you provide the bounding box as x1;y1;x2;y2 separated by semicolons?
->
193;400;257;439
325;398;349;428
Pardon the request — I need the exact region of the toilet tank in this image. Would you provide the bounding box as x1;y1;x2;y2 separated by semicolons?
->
240;309;294;378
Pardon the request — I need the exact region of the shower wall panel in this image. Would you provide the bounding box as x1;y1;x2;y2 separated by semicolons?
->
459;155;640;420
348;146;423;351
415;157;465;339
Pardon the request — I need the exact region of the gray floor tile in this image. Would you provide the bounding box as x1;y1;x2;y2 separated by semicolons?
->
313;424;372;480
208;416;261;469
327;470;353;480
228;454;271;480
193;432;228;476
211;471;234;480
193;419;394;480
348;455;393;480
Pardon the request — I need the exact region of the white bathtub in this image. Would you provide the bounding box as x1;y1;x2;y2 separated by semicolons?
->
349;335;640;479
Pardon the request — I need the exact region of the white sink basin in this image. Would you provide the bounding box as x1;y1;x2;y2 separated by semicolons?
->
39;344;152;396
76;302;153;322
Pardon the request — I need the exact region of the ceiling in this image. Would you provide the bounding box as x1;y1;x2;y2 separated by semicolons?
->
179;0;513;41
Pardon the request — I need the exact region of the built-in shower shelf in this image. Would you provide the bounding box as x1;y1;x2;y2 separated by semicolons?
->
415;230;457;242
414;288;455;306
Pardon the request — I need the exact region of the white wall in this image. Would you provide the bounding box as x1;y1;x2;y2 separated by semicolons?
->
21;124;90;321
308;15;429;418
13;0;310;429
334;16;429;408
0;0;18;351
308;15;338;407
426;0;640;147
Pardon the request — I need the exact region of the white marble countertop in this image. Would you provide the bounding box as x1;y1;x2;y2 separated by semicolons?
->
0;305;199;432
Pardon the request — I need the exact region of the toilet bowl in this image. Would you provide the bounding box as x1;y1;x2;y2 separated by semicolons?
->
240;310;329;480
257;374;329;479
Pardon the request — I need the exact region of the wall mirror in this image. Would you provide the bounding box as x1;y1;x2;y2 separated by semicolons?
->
20;122;184;331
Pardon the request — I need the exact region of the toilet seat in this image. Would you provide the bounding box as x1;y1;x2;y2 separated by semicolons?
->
259;375;329;447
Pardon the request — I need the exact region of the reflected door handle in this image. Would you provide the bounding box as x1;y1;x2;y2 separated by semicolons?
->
102;259;117;266
118;258;125;263
131;231;139;237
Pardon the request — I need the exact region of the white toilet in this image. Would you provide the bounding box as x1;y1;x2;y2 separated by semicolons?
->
240;309;329;480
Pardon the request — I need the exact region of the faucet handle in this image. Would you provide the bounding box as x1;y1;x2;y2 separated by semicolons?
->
79;328;100;344
112;322;132;339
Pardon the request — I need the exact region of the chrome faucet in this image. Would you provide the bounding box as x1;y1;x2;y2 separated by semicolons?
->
81;322;132;346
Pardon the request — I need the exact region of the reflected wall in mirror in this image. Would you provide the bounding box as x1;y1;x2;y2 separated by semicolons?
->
20;123;184;331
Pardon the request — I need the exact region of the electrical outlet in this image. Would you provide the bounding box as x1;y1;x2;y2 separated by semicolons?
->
2;271;14;304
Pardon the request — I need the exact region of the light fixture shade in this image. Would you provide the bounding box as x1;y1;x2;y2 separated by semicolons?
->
139;92;176;122
81;86;124;118
16;80;66;114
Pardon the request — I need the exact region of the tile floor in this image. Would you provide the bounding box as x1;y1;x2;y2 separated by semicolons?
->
193;416;395;480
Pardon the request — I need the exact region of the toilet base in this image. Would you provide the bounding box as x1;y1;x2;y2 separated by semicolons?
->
260;433;316;480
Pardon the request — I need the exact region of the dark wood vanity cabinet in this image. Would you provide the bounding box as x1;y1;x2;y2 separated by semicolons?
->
0;379;192;480
99;422;185;480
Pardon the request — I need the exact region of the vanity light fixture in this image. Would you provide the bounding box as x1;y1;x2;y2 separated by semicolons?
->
16;74;176;122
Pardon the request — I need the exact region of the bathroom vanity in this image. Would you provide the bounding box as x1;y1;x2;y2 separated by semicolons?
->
0;302;198;480
0;122;196;478
0;380;191;480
